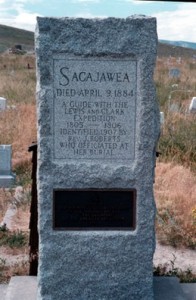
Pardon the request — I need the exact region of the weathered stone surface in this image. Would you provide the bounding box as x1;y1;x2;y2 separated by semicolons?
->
35;16;159;300
53;58;137;161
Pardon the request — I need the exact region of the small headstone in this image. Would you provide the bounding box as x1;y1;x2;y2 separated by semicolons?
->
169;68;181;78
189;97;196;113
160;112;164;125
177;57;182;64
171;84;178;89
0;145;15;187
0;97;6;110
169;103;180;113
0;145;11;175
7;105;16;110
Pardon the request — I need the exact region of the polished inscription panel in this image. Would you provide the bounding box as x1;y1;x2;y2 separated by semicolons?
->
53;58;137;160
53;190;136;230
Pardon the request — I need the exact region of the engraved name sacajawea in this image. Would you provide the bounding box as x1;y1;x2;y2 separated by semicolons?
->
54;58;137;160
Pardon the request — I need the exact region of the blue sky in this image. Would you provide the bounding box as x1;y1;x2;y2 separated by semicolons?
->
0;0;196;42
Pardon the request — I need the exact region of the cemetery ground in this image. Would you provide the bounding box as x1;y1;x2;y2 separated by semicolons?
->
0;53;195;284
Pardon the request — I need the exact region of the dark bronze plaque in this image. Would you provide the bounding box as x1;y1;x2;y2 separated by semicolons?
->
53;189;136;230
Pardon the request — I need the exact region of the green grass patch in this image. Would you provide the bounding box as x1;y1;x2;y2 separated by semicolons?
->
0;229;28;248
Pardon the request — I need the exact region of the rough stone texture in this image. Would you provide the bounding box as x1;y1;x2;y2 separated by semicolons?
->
35;16;159;300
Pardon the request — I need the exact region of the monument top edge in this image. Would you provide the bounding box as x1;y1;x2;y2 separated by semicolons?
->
36;14;156;23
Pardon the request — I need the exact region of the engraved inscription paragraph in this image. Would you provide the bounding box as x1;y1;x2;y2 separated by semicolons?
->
53;58;137;160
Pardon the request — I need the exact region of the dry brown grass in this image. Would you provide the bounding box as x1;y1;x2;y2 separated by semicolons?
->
11;206;30;231
0;243;29;283
154;57;196;110
0;259;29;283
0;189;14;221
155;162;196;248
0;54;36;166
0;104;36;164
0;54;35;105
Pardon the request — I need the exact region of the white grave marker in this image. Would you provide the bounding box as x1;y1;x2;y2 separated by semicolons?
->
189;97;196;114
0;97;6;110
0;145;15;187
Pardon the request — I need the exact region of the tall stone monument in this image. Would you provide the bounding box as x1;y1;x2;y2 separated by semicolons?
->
35;16;159;299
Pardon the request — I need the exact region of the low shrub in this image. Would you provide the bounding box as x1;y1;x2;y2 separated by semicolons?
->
159;114;196;171
154;163;196;249
154;254;196;283
0;230;28;248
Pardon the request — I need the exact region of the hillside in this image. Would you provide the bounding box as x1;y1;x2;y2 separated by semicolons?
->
0;24;34;53
160;39;196;51
158;41;196;58
1;24;196;58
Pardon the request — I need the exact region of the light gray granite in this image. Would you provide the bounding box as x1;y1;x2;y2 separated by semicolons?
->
53;58;137;161
35;16;159;300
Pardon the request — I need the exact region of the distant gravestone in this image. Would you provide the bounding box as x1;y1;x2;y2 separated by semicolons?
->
15;44;22;50
0;97;6;110
176;57;182;64
35;16;159;300
189;97;196;113
160;112;164;125
169;68;181;78
169;103;180;113
0;145;15;187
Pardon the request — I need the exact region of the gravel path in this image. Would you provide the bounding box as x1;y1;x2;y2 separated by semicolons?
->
154;242;196;273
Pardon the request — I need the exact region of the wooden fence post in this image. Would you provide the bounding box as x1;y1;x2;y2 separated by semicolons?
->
28;143;38;276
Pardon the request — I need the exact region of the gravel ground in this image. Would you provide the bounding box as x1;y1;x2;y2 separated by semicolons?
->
154;242;196;273
1;242;195;272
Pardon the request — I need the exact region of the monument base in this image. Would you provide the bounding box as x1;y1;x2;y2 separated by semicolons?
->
0;174;15;188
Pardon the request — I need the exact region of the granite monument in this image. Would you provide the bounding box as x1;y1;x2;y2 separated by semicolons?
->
35;16;159;299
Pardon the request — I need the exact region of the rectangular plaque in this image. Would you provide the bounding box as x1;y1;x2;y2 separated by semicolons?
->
53;58;137;160
53;189;136;230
